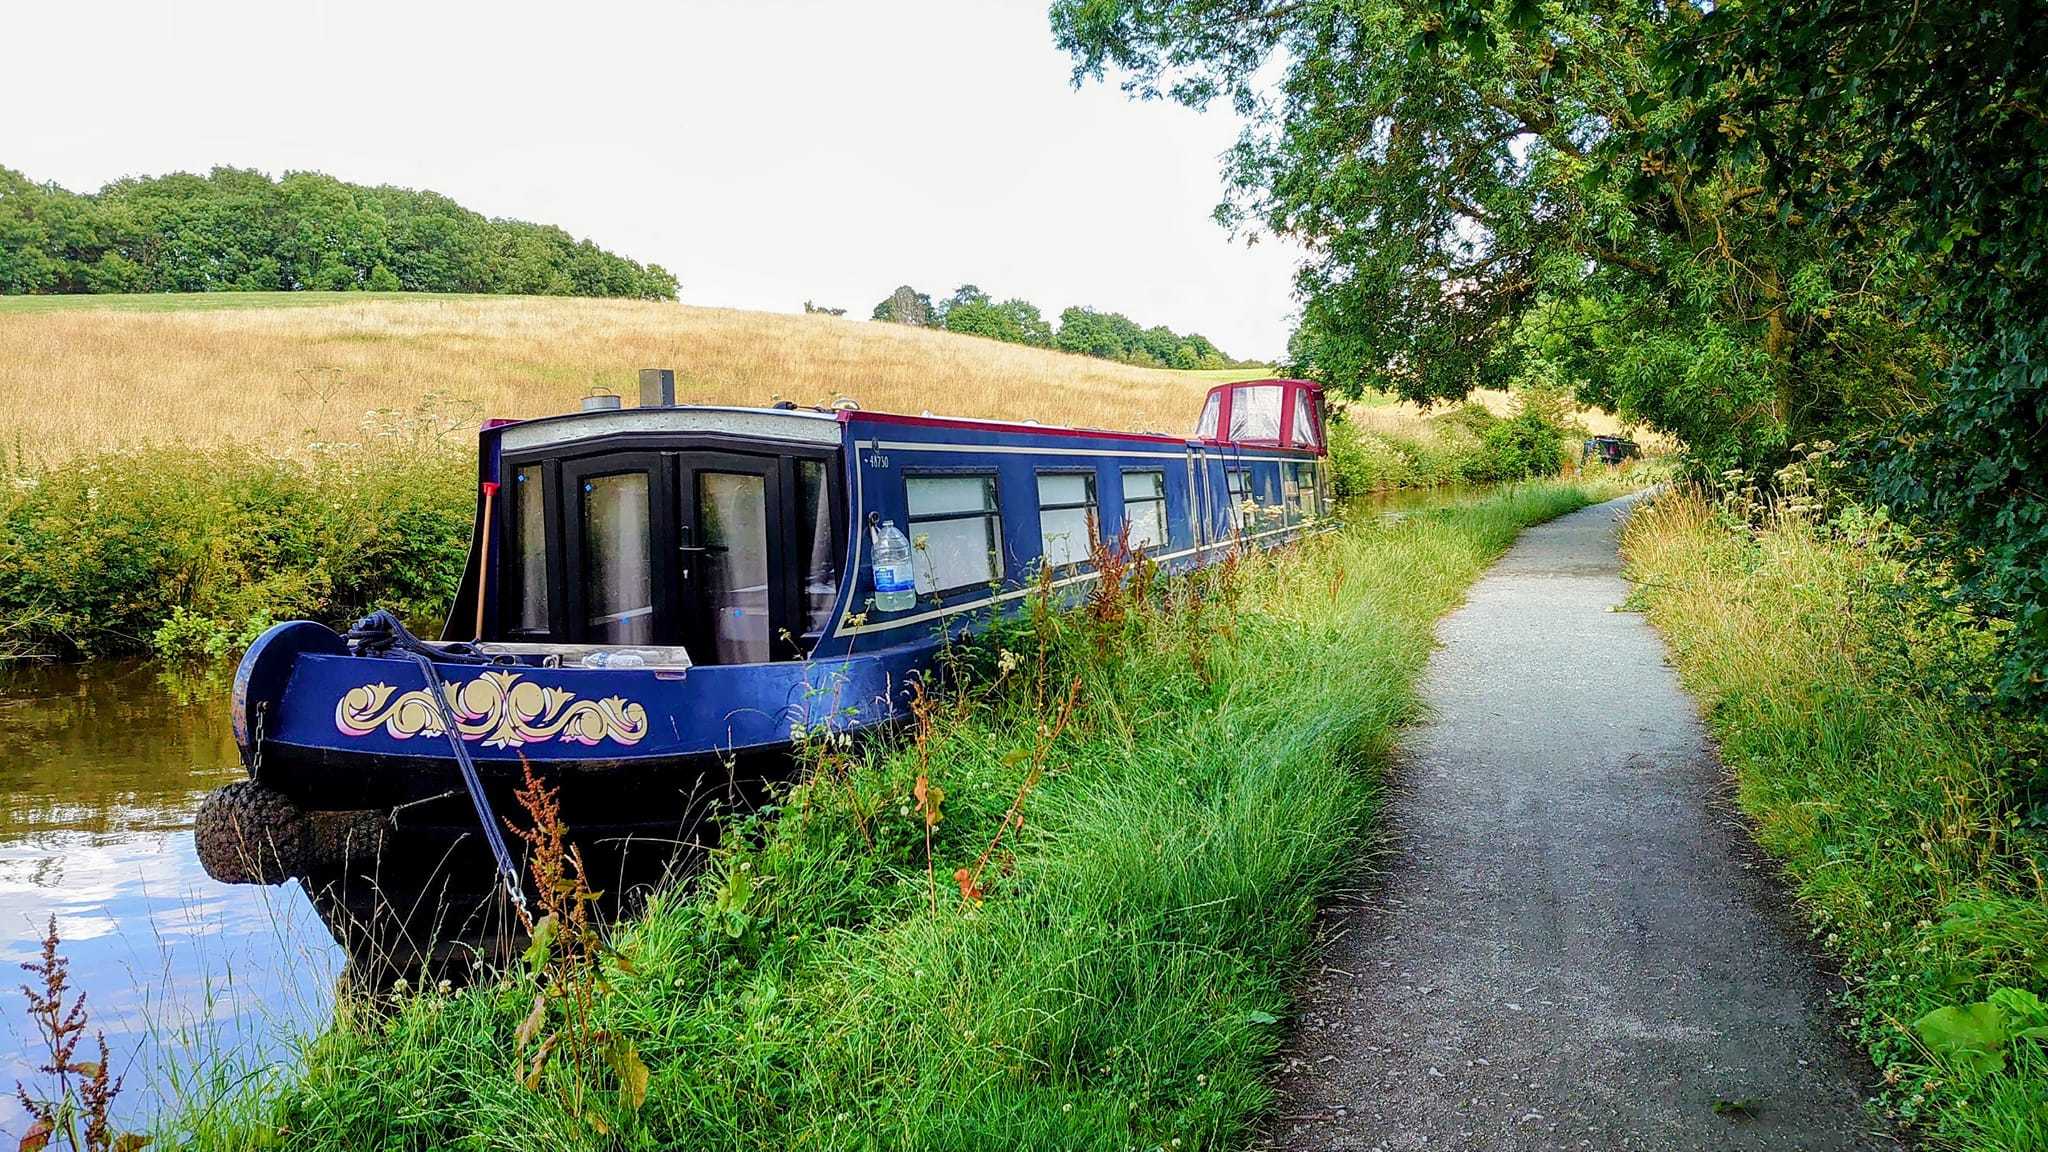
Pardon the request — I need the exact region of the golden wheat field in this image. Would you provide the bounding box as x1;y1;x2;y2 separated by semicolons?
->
0;293;1647;462
0;295;1250;461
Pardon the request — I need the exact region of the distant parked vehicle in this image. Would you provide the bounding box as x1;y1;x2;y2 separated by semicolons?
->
1582;436;1641;466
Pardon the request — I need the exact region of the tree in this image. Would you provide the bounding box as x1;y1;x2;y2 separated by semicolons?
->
0;165;678;301
871;284;935;326
943;296;1054;348
1052;0;1930;474
1659;0;2048;705
936;283;988;322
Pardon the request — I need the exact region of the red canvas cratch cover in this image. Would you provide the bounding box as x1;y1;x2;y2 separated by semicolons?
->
1194;378;1326;454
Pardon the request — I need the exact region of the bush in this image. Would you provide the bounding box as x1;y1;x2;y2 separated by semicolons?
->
0;443;472;660
1322;394;1571;499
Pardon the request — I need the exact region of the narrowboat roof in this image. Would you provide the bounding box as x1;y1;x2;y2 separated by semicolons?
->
490;405;843;451
483;376;1326;454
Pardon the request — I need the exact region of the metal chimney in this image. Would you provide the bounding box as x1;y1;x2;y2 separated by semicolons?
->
581;392;622;412
639;368;676;407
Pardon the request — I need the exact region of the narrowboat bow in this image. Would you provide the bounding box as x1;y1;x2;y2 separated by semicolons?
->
196;375;1331;897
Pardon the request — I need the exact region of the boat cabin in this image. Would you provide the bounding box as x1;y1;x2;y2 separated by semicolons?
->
448;376;1329;668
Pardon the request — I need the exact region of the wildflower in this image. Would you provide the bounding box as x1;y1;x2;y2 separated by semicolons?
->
436;979;452;995
997;648;1021;675
913;532;930;550
392;977;409;994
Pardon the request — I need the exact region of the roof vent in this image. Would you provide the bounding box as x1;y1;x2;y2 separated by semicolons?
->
639;368;676;407
582;392;622;413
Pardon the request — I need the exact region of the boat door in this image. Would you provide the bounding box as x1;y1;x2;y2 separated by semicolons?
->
675;453;786;665
556;450;796;663
561;452;676;647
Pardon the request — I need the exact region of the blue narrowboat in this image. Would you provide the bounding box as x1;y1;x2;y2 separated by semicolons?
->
196;373;1330;905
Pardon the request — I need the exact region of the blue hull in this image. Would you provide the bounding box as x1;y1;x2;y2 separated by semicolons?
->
233;620;931;821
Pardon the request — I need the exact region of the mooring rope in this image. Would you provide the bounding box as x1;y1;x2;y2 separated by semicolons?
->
347;611;526;913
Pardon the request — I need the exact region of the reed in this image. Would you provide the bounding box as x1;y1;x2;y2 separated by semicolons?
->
160;481;1613;1150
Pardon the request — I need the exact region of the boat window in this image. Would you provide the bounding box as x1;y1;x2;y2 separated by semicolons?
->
1195;391;1221;439
509;464;549;632
581;471;655;644
1122;470;1168;551
1284;462;1319;524
1291;392;1321;448
906;474;1002;594
797;459;838;636
699;471;772;664
1228;385;1283;440
1036;471;1096;572
1225;468;1254;533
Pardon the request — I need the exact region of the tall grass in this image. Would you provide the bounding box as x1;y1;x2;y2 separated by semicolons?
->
1622;489;2048;1151
166;482;1604;1150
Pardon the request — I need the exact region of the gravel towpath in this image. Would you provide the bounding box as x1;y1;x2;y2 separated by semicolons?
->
1263;494;1897;1151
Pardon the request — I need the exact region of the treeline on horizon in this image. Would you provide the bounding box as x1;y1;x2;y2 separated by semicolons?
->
0;165;678;299
831;282;1256;371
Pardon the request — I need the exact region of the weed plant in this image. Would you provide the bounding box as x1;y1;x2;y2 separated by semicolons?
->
1623;486;2048;1150
166;482;1602;1150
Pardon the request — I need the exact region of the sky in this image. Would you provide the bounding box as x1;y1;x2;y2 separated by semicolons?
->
3;0;1306;360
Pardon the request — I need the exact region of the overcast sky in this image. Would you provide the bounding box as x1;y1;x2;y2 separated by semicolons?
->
4;0;1304;359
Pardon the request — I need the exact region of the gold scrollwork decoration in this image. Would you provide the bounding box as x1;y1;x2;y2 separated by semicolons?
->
335;670;649;749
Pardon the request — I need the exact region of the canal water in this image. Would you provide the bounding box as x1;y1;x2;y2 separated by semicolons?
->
0;661;340;1136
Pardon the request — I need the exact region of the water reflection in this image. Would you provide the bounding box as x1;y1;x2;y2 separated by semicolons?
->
0;662;340;1137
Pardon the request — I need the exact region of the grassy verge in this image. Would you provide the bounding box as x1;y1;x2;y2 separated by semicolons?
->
1622;490;2048;1150
167;482;1606;1150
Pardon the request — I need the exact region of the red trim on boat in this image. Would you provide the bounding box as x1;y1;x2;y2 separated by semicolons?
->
837;408;1191;445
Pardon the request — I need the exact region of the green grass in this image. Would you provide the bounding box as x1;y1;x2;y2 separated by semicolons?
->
1623;491;2048;1150
168;482;1608;1151
0;291;500;314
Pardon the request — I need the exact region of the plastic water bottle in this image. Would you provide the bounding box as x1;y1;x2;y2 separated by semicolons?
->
870;520;917;612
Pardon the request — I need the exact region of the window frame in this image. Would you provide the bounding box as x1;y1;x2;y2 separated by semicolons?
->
1119;466;1170;553
904;469;1005;597
1225;467;1254;534
1034;467;1099;573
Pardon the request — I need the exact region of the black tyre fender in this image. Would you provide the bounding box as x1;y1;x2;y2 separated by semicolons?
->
194;780;309;885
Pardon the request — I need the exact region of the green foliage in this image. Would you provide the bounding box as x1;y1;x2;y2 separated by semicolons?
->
1653;0;2048;711
1053;305;1232;369
1322;395;1570;498
0;440;471;661
1624;491;2048;1148
1052;0;2041;709
944;296;1055;348
1049;0;1933;481
871;280;1241;367
172;484;1604;1150
869;284;935;326
0;165;677;300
